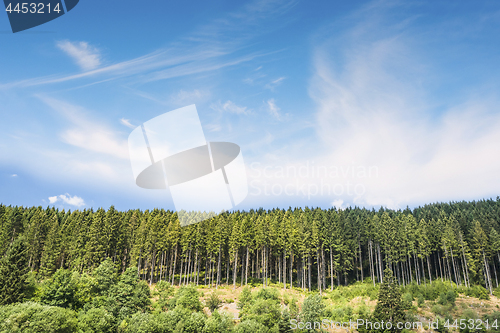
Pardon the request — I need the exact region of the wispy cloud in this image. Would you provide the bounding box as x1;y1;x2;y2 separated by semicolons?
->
10;174;17;177
57;40;101;71
1;0;296;91
211;100;250;115
264;77;285;90
120;118;136;129
266;98;281;119
39;96;129;160
49;193;85;207
170;89;211;105
307;0;500;208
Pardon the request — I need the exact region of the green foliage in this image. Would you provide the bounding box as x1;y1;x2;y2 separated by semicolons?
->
483;311;500;333
254;287;279;301
203;310;234;333
235;319;269;333
465;285;490;300
459;309;484;333
300;294;325;330
417;294;425;307
244;298;281;329
152;280;173;311
370;269;405;333
329;282;379;302
94;258;117;294
402;292;414;310
206;291;223;313
106;267;151;321
0;301;78;333
169;284;202;312
238;286;253;310
39;268;77;309
438;290;456;306
77;307;115;333
0;236;29;305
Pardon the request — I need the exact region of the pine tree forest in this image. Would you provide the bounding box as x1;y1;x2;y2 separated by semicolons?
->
2;197;500;294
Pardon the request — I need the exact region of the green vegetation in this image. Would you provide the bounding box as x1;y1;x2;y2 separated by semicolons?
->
1;199;500;331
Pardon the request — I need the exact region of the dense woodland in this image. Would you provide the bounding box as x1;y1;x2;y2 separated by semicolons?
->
1;198;500;294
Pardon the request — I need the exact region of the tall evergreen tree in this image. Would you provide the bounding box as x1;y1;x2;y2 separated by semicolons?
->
370;268;405;333
0;236;29;305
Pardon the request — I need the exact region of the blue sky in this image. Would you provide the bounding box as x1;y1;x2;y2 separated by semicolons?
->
1;0;500;212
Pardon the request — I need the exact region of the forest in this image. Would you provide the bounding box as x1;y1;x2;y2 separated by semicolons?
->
1;198;500;332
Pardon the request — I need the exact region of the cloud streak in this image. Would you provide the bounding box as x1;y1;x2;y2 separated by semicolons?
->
57;41;101;71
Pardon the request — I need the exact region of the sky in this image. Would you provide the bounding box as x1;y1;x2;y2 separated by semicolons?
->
1;0;500;212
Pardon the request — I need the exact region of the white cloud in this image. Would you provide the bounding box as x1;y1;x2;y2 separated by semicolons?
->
211;100;250;115
57;40;101;71
264;77;285;90
39;96;129;160
120;118;136;129
10;174;17;177
48;194;85;207
306;3;500;209
331;199;344;209
266;99;281;119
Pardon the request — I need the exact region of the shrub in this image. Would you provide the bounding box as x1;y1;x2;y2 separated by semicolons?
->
466;285;490;300
235;319;269;333
153;280;173;311
417;294;425;307
483;311;500;333
459;309;484;333
206;291;223;313
238;286;252;310
39;269;78;309
255;287;280;301
402;292;414;309
204;310;234;333
300;294;325;326
244;298;282;329
77;307;115;333
0;301;78;333
172;285;203;312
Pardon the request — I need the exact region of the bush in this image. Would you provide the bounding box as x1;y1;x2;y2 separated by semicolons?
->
254;288;280;301
204;310;234;333
78;307;115;333
417;294;425;307
466;285;490;300
244;298;282;329
183;311;207;333
0;301;78;333
206;291;223;313
39;269;78;309
152;281;173;311
483;311;500;333
171;285;203;312
459;309;484;333
402;292;414;309
300;294;325;326
235;319;269;333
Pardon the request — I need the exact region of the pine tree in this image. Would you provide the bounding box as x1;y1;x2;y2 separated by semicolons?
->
0;236;29;305
370;268;405;333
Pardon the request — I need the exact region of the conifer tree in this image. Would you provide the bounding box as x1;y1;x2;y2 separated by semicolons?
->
0;236;29;305
370;268;405;333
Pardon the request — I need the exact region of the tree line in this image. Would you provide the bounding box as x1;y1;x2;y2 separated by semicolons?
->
1;197;500;294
